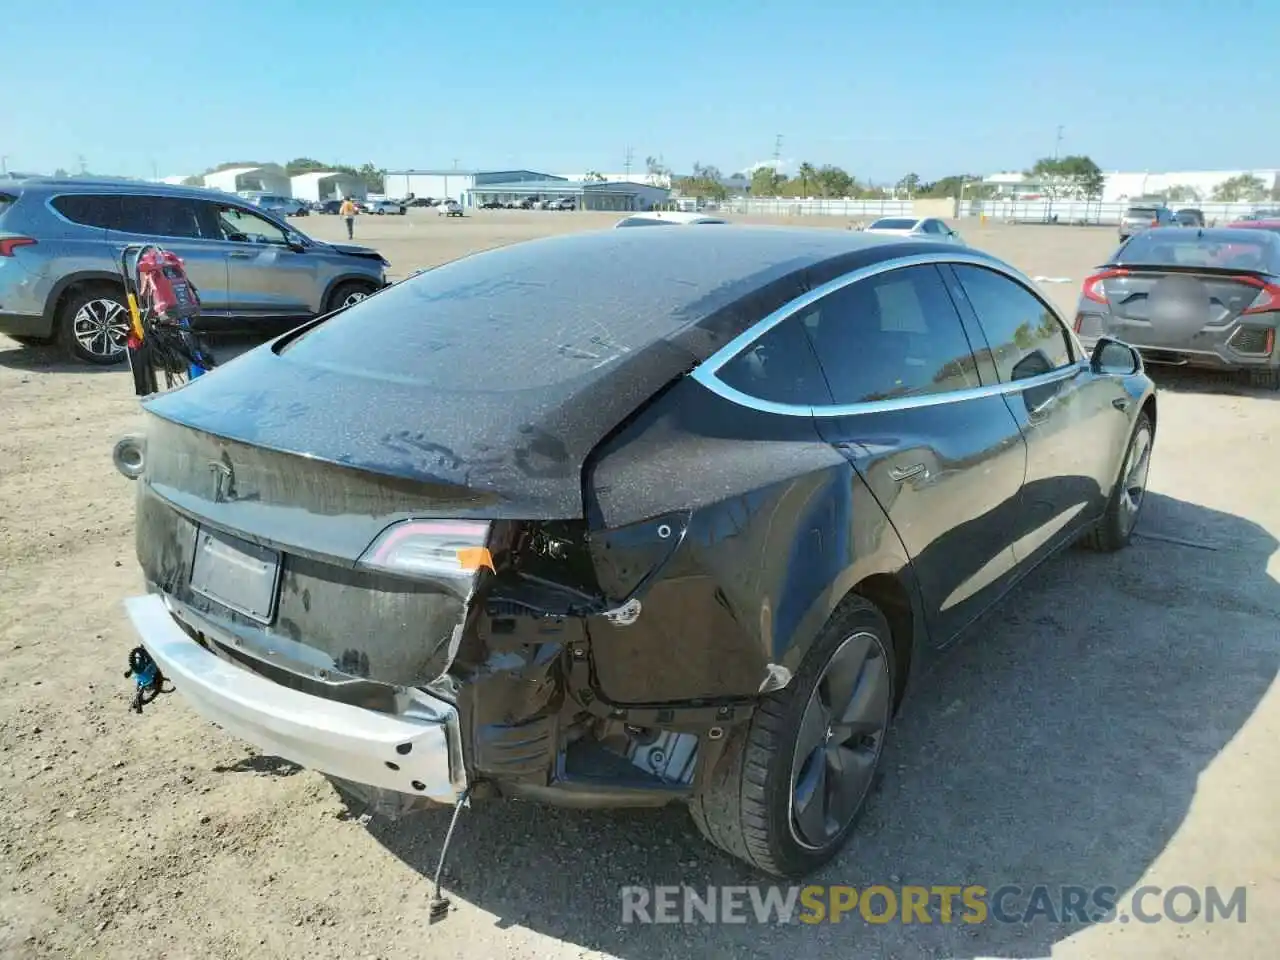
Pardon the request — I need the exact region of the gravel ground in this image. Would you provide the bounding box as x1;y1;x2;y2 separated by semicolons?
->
0;211;1275;959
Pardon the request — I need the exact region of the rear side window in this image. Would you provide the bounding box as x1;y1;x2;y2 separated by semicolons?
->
798;264;982;404
951;264;1073;381
870;218;916;230
718;315;831;406
51;194;123;229
116;196;204;239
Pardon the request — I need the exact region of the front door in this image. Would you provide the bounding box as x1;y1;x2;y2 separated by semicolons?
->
946;263;1133;568
105;194;230;313
799;263;1029;645
200;202;318;317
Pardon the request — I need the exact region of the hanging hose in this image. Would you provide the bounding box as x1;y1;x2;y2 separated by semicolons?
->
120;243;217;396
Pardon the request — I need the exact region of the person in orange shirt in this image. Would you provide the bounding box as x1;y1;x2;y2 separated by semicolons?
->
338;196;358;239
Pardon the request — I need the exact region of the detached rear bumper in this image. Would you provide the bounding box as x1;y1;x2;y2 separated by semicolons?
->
123;594;466;803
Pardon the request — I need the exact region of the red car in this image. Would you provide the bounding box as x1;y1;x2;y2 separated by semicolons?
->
1227;218;1280;235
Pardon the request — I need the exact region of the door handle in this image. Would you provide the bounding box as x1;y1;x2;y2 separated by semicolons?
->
228;251;255;259
889;463;927;483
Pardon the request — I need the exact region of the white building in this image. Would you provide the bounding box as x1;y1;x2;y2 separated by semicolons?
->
290;171;366;203
384;169;561;202
557;171;675;188
1102;169;1280;203
466;178;670;212
202;164;291;196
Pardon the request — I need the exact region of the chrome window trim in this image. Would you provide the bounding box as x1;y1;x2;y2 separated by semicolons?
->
691;250;1085;418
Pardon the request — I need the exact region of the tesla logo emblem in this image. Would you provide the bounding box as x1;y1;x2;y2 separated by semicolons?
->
208;458;235;503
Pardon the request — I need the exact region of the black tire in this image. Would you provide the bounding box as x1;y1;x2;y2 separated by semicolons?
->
1246;367;1280;391
57;284;130;365
1082;410;1154;552
689;596;896;878
326;280;377;314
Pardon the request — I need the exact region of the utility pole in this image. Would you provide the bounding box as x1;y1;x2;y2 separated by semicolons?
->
77;154;87;175
1;156;8;176
1054;125;1064;160
773;134;783;170
623;146;634;178
452;158;460;170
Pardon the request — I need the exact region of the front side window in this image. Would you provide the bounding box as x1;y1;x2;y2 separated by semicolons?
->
797;264;982;404
951;264;1073;381
210;203;289;245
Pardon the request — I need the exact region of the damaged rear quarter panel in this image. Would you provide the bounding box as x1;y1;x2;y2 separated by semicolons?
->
583;378;919;705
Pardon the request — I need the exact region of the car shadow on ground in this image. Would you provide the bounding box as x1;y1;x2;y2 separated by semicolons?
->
0;335;269;374
1146;364;1280;400
334;492;1277;959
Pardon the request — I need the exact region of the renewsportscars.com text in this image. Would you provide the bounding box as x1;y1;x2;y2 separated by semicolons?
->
620;884;1248;926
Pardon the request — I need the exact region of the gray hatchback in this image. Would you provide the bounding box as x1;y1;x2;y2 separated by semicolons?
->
0;177;389;364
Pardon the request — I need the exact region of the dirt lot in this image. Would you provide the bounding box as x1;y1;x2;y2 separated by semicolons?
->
1;211;1276;959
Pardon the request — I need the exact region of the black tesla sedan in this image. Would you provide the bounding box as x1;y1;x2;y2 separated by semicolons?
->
1074;226;1280;390
117;226;1156;878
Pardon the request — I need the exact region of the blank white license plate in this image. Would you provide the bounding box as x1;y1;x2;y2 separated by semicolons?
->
189;528;281;623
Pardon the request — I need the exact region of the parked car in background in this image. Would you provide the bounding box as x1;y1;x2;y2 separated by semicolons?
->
862;217;965;244
366;199;406;216
1227;217;1280;235
1074;226;1280;389
479;200;505;209
437;199;463;217
1118;203;1174;241
253;195;309;218
317;200;343;215
549;197;576;211
0;177;390;364
1174;208;1205;227
614;211;728;227
405;197;436;207
117;226;1156;879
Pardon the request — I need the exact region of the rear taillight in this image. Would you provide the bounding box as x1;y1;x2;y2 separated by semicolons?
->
1082;268;1129;304
1239;276;1280;315
0;237;36;257
357;519;493;582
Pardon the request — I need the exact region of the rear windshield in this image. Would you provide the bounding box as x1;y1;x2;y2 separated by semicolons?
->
1117;232;1278;271
1125;207;1160;219
869;218;916;230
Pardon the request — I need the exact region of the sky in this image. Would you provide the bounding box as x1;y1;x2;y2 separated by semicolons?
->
3;0;1277;184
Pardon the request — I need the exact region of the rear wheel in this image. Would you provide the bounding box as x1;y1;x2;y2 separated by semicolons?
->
58;285;129;365
1082;411;1153;552
326;280;377;314
689;596;895;877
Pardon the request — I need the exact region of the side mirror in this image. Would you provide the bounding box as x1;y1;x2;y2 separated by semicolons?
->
1091;337;1140;375
286;235;307;253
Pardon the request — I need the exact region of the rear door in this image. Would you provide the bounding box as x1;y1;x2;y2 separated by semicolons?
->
105;195;230;313
800;263;1029;645
948;263;1130;568
199;200;318;317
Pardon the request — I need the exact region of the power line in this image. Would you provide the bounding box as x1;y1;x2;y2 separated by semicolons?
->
773;134;783;169
1054;125;1064;160
623;146;634;177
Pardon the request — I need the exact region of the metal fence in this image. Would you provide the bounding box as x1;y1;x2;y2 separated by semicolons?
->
961;199;1277;226
711;197;914;218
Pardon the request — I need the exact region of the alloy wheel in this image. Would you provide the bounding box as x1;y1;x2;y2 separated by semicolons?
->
789;631;892;849
72;298;129;360
341;290;368;309
1118;425;1153;533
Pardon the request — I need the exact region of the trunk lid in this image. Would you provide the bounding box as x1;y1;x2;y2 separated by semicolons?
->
1100;267;1270;345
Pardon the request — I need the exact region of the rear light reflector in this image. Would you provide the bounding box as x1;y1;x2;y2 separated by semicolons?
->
1238;276;1280;315
0;237;36;257
357;520;493;581
1082;268;1129;304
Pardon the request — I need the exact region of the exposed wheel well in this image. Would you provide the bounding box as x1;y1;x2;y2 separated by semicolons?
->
852;573;913;711
1141;395;1156;436
50;277;125;329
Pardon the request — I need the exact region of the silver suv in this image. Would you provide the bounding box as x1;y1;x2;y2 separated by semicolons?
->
1118;203;1174;242
0;177;389;364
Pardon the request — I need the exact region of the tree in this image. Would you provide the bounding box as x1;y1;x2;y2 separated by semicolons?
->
750;166;784;196
691;162;723;183
284;157;329;176
896;172;921;197
357;162;386;193
1212;173;1267;202
1158;183;1201;203
919;175;994;200
675;174;727;202
644;155;670;186
583;170;606;182
182;175;203;186
813;165;855;198
1028;155;1104;201
797;163;817;197
53;167;69;178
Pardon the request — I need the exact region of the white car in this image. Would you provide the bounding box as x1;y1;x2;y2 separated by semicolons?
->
614;211;728;228
365;199;406;215
862;216;964;243
437;200;463;217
